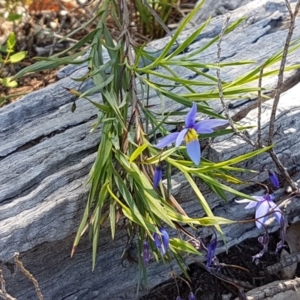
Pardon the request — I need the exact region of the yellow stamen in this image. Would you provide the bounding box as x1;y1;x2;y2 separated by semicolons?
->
185;129;198;144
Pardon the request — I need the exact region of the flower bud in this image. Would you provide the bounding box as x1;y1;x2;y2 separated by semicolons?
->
153;165;162;189
269;170;279;189
142;241;151;265
153;227;169;256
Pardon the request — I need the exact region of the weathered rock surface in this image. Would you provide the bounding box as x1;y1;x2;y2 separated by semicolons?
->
234;278;300;300
1;0;300;299
184;0;254;30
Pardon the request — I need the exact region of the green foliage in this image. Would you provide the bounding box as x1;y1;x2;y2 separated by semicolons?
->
134;0;178;39
0;32;27;102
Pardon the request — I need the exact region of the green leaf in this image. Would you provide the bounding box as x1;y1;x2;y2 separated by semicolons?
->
113;170;155;234
102;90;126;128
145;147;180;164
92;204;101;270
7;32;16;52
117;152;176;228
171;161;223;234
106;184;154;232
6;13;22;22
198;216;235;225
9;51;27;63
197;172;254;200
186;18;245;59
167;16;211;59
129;144;148;162
143;69;216;86
182;86;262;101
135;0;206;71
198;145;273;171
142;78;224;118
13;50;88;79
88;122;113;201
80;73;114;97
109;199;116;240
72;181;109;262
85;98;110;113
170;238;201;256
2;77;17;88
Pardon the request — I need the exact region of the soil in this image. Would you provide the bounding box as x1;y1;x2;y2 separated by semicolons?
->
141;232;295;300
0;0;197;107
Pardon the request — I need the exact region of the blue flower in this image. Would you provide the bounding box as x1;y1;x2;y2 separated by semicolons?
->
153;165;162;189
188;292;196;300
236;194;282;229
269;170;280;189
153;227;169;256
176;297;183;300
142;241;151;265
206;238;217;268
155;102;227;165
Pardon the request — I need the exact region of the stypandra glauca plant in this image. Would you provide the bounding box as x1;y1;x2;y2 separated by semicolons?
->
12;0;300;290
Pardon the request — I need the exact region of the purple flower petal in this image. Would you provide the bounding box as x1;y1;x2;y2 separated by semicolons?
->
185;102;197;128
255;201;269;229
194;119;228;134
268;201;282;224
153;228;169;256
153;165;162;189
269;170;280;189
206;238;217;268
252;196;266;202
160;227;169;255
188;292;196;300
186;139;201;165
235;199;252;204
153;233;161;249
244;201;259;209
142;241;151;265
237;193;282;230
175;128;188;147
274;210;282;224
264;194;275;201
155;132;179;148
238;289;247;300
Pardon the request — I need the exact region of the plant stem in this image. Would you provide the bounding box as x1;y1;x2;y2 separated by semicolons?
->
268;0;300;145
267;0;300;191
216;13;256;147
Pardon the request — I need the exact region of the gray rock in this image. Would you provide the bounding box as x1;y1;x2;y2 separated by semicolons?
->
184;0;255;30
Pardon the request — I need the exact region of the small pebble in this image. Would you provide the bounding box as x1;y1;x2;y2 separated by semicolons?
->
50;21;58;30
222;293;232;300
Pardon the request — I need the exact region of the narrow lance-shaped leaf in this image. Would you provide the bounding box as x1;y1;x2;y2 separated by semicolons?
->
169;238;201;256
9;51;27;63
129;143;148;162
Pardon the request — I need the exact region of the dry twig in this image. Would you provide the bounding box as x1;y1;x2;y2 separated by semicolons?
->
216;13;256;147
264;251;300;275
0;268;16;300
14;253;44;300
256;64;265;148
267;0;300;191
217;3;300;190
